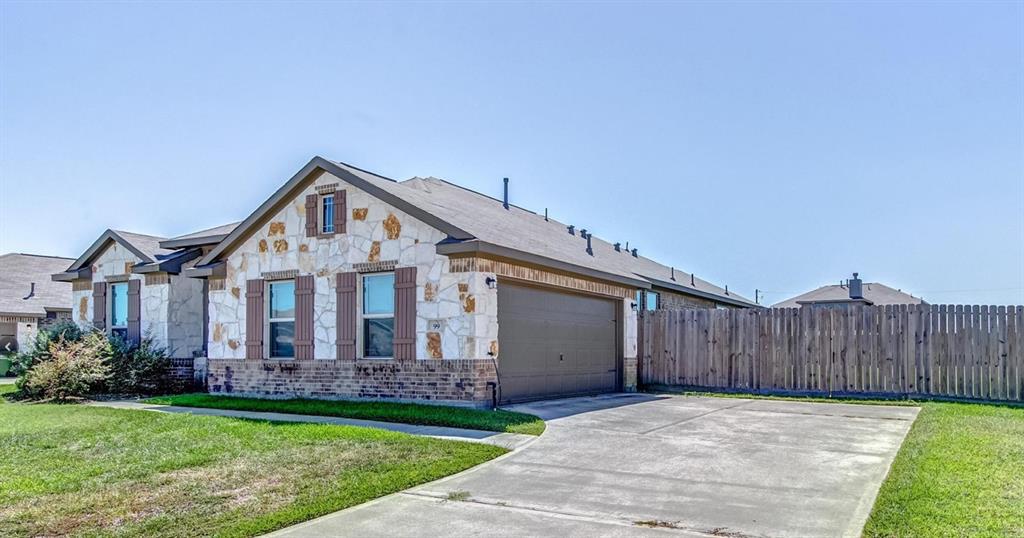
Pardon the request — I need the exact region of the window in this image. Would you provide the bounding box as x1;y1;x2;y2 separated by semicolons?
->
110;282;129;339
268;280;295;358
645;291;659;311
362;273;394;358
321;194;334;234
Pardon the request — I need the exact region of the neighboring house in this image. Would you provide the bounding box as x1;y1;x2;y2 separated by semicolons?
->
51;226;237;358
184;156;754;405
773;273;925;308
0;253;74;355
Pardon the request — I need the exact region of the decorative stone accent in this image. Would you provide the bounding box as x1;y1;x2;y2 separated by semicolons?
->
367;241;381;262
489;340;499;356
352;208;368;221
78;296;88;319
299;244;309;252
462;294;475;313
230;287;240;299
212;323;223;342
269;221;286;236
258;239;268;253
273;239;288;253
124;262;134;274
383;213;402;240
458;283;469;293
427;332;443;358
228;339;239;350
424;282;437;301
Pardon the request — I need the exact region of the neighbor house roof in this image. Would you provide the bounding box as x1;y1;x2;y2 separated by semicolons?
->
195;156;754;307
52;229;176;281
159;222;241;249
773;283;924;308
0;253;74;317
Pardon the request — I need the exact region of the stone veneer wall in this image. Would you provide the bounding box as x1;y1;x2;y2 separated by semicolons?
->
70;242;206;358
206;171;499;362
206;358;497;406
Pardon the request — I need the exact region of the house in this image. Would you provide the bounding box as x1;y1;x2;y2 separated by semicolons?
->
185;156;754;405
0;253;74;355
51;225;237;359
773;273;925;308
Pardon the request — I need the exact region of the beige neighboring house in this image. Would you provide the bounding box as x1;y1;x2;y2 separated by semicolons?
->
773;273;925;308
0;253;74;355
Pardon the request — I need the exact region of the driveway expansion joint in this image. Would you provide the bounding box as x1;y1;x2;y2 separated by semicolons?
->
638;399;756;435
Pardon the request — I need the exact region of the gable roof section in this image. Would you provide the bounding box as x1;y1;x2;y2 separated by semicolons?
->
197;156;754;306
1;253;74;317
159;221;241;249
53;229;175;281
772;283;924;308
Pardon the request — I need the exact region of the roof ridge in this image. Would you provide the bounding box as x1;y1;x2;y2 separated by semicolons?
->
12;253;75;260
112;229;169;241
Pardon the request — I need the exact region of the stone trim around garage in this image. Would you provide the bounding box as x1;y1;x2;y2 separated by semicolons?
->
206;358;498;407
449;256;634;299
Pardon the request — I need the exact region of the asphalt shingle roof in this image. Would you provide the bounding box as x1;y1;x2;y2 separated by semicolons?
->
772;282;924;308
0;253;74;317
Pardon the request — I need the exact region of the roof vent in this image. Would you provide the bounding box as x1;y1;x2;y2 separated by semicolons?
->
502;178;509;210
585;233;593;256
22;282;35;300
613;242;621;252
670;267;676;281
691;274;695;286
568;225;575;236
849;272;864;299
580;229;588;238
725;285;729;296
544;208;548;222
631;248;638;258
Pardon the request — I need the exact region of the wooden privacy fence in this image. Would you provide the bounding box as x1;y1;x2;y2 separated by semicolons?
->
639;305;1024;402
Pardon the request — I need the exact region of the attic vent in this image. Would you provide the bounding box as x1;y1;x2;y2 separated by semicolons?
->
613;242;621;252
568;225;575;236
631;248;638;258
585;233;593;256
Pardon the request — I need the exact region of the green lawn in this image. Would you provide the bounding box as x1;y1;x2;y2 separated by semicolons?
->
0;398;505;537
144;393;546;436
664;390;1024;537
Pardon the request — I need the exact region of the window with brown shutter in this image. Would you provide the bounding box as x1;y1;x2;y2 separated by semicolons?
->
305;194;319;238
336;272;357;360
393;266;417;360
245;279;265;359
127;279;141;346
333;190;346;234
294;275;314;359
92;282;106;330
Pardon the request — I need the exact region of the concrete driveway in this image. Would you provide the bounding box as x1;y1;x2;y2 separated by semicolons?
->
268;394;918;538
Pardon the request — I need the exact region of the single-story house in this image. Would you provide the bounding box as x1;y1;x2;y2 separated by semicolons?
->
182;156;755;405
773;273;925;308
0;253;74;355
51;225;237;358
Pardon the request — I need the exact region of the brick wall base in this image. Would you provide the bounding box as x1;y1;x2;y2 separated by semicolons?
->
206;359;498;407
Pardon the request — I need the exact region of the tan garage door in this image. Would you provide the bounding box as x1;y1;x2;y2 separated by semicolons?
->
497;281;619;404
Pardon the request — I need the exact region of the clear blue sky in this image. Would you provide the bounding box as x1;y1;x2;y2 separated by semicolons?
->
1;1;1021;305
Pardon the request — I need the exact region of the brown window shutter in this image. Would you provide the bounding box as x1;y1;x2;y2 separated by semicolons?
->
245;279;265;359
92;282;106;330
333;190;346;234
127;279;141;346
393;266;417;360
305;194;319;238
294;275;315;360
336;272;357;360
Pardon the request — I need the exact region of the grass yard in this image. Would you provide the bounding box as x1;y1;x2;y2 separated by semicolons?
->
145;393;546;435
668;390;1024;537
0;397;505;537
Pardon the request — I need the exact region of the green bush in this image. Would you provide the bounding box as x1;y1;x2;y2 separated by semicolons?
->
18;332;111;401
10;320;84;376
104;334;176;395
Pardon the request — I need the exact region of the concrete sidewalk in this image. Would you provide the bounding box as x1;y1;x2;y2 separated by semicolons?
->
86;400;536;450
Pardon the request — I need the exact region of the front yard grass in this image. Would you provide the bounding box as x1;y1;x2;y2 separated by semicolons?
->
0;398;505;537
667;390;1024;537
144;393;546;435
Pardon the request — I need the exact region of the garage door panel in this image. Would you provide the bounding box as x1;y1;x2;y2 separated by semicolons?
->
498;282;618;404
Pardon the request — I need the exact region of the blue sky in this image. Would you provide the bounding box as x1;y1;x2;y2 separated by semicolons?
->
1;1;1021;305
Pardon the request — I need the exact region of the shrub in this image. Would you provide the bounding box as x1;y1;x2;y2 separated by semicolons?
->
19;332;111;401
104;334;176;395
10;320;84;376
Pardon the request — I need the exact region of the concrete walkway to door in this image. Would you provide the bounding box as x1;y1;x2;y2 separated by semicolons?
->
266;393;918;538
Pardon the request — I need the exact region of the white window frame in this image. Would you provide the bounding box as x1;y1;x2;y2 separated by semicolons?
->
358;272;395;360
320;194;335;234
266;279;296;360
108;281;129;339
